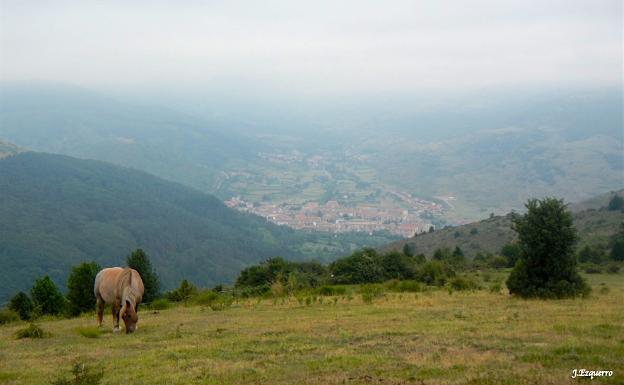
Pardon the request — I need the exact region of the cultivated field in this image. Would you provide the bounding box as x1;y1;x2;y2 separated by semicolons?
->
1;273;622;385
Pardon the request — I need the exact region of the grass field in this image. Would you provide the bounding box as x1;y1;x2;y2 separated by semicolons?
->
1;273;623;385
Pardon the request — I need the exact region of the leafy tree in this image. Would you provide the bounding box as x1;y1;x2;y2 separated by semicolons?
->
31;276;66;315
380;251;416;280
9;291;34;320
450;246;466;267
127;249;160;303
330;248;385;284
416;261;455;286
402;243;413;257
66;262;101;316
506;198;589;298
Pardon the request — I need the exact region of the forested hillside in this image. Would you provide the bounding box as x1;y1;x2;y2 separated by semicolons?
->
0;151;395;302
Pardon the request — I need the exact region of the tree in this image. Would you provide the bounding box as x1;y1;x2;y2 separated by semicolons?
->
402;243;413;257
66;262;100;316
500;243;521;267
506;198;589;298
450;246;466;267
127;249;160;303
330;248;385;284
31;276;66;315
9;291;34;320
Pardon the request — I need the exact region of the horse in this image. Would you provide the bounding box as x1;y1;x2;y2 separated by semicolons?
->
94;267;144;333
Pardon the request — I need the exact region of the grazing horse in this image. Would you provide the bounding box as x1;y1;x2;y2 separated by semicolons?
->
94;267;144;333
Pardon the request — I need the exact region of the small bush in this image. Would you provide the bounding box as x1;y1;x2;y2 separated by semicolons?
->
9;292;34;320
149;298;171;310
166;279;199;302
76;327;101;339
194;291;219;306
0;308;20;324
51;362;104;385
606;264;620;274
16;323;46;339
448;276;480;291
360;284;384;304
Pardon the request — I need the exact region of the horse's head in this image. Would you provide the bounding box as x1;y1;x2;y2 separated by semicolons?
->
121;300;139;333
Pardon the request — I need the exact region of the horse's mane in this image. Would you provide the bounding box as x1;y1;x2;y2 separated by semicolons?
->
118;268;140;309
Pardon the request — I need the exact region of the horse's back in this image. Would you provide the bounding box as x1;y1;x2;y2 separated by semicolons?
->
94;267;124;303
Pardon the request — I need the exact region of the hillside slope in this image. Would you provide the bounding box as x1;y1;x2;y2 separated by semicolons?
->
383;190;624;258
0;151;395;302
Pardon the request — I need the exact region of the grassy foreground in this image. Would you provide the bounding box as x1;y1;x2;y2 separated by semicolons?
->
1;274;623;385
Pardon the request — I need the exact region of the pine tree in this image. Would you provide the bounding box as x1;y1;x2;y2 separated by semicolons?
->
31;276;66;315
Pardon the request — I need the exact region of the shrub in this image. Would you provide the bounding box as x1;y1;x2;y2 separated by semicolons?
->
166;279;198;302
31;276;66;316
16;323;46;339
448;276;480;291
606;264;620;274
51;361;104;385
506;198;589;299
66;262;100;317
416;261;455;286
149;298;171;310
330;248;385;284
9;291;34;320
359;284;384;304
208;295;233;311
194;290;219;306
488;255;509;269
0;308;20;324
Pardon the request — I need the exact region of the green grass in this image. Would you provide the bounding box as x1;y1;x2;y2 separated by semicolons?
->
1;274;623;384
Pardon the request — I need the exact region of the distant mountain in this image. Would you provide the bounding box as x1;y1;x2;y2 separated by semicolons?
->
0;83;261;195
382;190;624;258
0;150;395;302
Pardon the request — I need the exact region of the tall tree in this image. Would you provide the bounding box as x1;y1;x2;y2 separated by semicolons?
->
66;262;100;316
127;249;160;303
506;198;589;298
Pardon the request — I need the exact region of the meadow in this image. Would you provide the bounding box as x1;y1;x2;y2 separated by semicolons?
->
0;273;622;385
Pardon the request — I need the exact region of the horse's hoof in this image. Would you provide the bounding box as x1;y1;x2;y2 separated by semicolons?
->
113;327;120;333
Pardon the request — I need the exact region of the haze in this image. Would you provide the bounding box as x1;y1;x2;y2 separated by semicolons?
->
1;0;621;97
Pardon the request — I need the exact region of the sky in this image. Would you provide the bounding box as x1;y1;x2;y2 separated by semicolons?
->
0;0;622;97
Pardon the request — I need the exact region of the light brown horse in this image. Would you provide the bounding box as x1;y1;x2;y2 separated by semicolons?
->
94;267;144;333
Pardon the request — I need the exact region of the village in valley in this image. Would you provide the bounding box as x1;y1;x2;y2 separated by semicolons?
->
225;194;444;237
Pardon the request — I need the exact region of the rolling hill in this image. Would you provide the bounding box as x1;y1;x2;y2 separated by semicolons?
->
0;150;396;302
382;190;624;258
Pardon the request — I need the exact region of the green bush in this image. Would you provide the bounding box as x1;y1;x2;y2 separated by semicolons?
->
208;296;234;311
606;264;620;274
16;323;46;339
9;291;33;320
448;276;480;291
66;262;100;317
194;290;219;306
150;298;171;310
416;261;455;286
31;276;66;316
0;308;20;324
489;281;502;294
359;284;384;304
166;279;199;302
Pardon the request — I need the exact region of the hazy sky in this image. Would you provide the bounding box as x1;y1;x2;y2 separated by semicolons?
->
0;0;621;95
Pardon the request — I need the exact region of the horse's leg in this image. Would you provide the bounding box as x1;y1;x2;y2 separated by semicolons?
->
112;301;121;333
96;297;104;327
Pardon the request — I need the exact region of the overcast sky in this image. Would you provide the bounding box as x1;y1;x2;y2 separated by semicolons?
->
0;0;621;96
